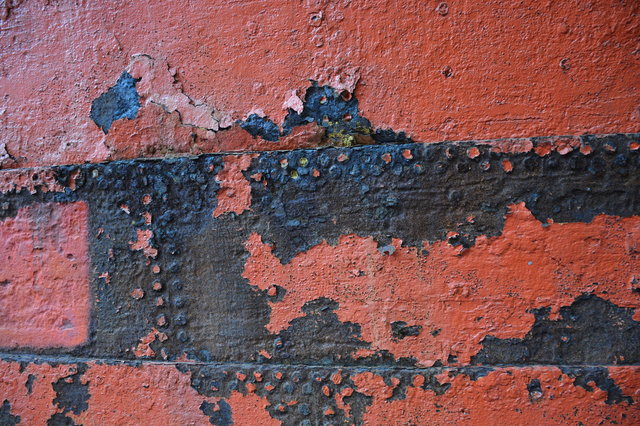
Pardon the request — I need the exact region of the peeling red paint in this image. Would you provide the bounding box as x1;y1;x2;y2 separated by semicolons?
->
69;363;215;425
214;154;257;217
244;204;640;365
1;1;639;421
0;360;79;424
133;328;167;358
2;1;639;168
356;367;640;424
0;168;66;194
0;202;90;349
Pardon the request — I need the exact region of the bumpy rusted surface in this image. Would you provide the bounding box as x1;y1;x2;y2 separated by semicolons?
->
2;1;640;423
0;133;639;424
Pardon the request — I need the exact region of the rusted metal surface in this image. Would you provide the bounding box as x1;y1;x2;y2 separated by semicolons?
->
1;133;639;424
1;1;640;423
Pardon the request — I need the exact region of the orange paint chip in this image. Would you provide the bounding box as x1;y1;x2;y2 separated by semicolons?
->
152;265;161;274
412;374;425;388
250;173;263;181
331;371;343;385
324;408;335;416
337;153;349;162
312;168;321;177
99;272;111;284
156;314;167;327
253;371;263;382
258;349;272;359
133;328;167;357
129;229;158;258
246;382;257;393
402;149;413;159
142;212;152;224
236;372;247;381
119;204;130;214
467;147;480;159
502;159;513;173
275;372;284;380
264;384;275;391
580;144;593;155
130;288;144;300
152;281;163;291
381;153;392;163
534;142;553;156
142;195;152;205
341;387;353;397
629;142;640;151
156;297;164;307
322;385;332;396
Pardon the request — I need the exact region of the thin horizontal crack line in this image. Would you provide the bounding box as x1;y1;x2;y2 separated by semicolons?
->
1;132;637;172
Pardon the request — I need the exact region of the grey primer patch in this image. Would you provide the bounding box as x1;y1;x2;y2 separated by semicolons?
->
50;364;90;416
559;366;633;405
90;71;140;133
472;295;640;365
391;321;422;340
0;400;20;426
240;82;411;145
200;399;233;426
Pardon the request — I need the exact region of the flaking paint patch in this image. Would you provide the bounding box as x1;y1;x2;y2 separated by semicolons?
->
0;360;78;424
357;367;640;424
90;71;140;134
133;328;168;358
244;203;640;366
3;0;639;167
127;55;233;132
214;154;258;217
0;167;69;195
68;363;212;424
207;391;279;426
129;229;158;258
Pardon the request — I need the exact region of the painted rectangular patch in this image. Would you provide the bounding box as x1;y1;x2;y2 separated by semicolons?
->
0;202;90;348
